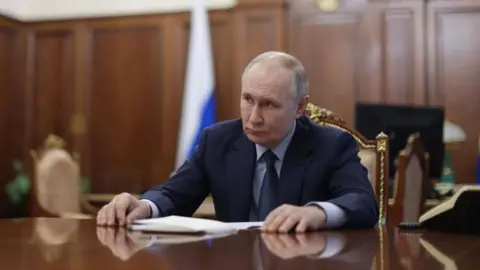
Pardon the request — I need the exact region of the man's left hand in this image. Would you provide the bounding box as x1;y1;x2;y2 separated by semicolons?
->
262;204;326;233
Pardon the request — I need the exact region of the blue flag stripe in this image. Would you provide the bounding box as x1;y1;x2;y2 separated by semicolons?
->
187;90;216;158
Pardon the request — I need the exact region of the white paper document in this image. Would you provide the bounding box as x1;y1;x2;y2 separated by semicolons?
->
129;216;263;234
226;222;263;230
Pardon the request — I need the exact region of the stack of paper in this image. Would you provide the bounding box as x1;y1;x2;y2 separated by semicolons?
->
129;215;263;234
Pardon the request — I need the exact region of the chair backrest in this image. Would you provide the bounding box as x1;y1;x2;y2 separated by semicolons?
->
389;133;430;226
29;134;82;217
304;103;390;226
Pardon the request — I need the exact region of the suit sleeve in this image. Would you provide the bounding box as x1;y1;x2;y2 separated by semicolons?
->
140;129;210;217
326;132;379;229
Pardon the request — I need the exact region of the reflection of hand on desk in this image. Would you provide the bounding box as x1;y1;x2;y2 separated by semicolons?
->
261;233;325;259
96;226;150;261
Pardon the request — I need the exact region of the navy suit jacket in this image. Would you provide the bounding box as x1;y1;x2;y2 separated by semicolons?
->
142;116;378;228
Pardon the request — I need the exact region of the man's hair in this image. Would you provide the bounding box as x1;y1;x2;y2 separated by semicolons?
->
242;51;309;100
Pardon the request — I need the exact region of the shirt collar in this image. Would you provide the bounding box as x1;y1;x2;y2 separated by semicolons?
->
256;120;296;162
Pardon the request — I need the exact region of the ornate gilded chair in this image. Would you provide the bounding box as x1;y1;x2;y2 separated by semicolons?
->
29;134;97;218
389;133;430;226
304;103;389;226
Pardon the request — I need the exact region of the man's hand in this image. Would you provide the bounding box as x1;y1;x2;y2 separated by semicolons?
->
262;204;326;233
96;193;151;227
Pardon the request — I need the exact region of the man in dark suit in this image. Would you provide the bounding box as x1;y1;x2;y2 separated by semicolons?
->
96;51;378;232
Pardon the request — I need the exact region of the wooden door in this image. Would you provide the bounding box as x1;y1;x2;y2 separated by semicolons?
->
427;0;480;183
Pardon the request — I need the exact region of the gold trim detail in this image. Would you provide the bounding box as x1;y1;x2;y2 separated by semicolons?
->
70;113;86;135
376;132;388;152
31;134;67;163
378;151;386;226
44;134;66;149
318;122;376;149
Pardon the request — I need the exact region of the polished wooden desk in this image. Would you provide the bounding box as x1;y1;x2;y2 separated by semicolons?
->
1;217;480;269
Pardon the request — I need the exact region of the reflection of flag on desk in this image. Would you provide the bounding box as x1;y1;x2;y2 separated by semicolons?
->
175;0;216;170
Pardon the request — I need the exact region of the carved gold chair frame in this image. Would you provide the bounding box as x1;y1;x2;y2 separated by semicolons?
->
304;103;389;227
29;134;97;217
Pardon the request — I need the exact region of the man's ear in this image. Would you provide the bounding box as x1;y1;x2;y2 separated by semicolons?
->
296;95;309;116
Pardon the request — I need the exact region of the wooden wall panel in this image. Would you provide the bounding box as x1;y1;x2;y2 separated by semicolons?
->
232;4;285;117
288;0;425;126
288;0;367;126
86;26;163;193
427;0;480;183
26;30;75;151
0;25;17;191
365;0;425;105
0;16;26;217
210;13;235;121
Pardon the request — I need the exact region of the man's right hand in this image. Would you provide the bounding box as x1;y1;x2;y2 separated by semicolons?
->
96;193;151;227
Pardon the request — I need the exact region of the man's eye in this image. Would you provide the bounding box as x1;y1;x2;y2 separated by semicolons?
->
265;102;275;107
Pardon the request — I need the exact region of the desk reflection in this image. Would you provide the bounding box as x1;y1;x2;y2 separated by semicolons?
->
6;218;480;269
97;227;378;269
32;218;79;262
394;230;480;270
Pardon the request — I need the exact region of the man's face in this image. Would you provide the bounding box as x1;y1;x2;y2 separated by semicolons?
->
240;63;305;148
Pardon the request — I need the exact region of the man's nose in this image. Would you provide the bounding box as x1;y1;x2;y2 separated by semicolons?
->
249;106;263;124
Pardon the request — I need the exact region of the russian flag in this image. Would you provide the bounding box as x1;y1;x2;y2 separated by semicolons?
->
175;0;216;170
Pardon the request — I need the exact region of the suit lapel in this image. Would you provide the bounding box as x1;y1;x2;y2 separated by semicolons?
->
278;117;314;206
226;133;256;221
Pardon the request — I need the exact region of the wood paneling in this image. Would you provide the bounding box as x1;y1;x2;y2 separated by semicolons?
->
0;16;26;217
288;0;367;126
365;0;425;105
427;0;480;183
26;30;75;151
0;26;17;187
86;26;163;193
232;4;285;117
288;0;425;126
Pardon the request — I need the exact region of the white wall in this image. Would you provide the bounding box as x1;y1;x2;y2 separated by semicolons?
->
1;0;237;21
0;0;27;19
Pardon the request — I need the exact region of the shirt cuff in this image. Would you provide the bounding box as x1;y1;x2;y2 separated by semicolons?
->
306;202;347;229
140;199;160;218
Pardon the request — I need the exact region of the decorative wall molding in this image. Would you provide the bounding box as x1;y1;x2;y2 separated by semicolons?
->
0;0;237;22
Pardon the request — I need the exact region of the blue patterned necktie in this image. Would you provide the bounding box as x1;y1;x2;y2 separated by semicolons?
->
257;150;279;221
